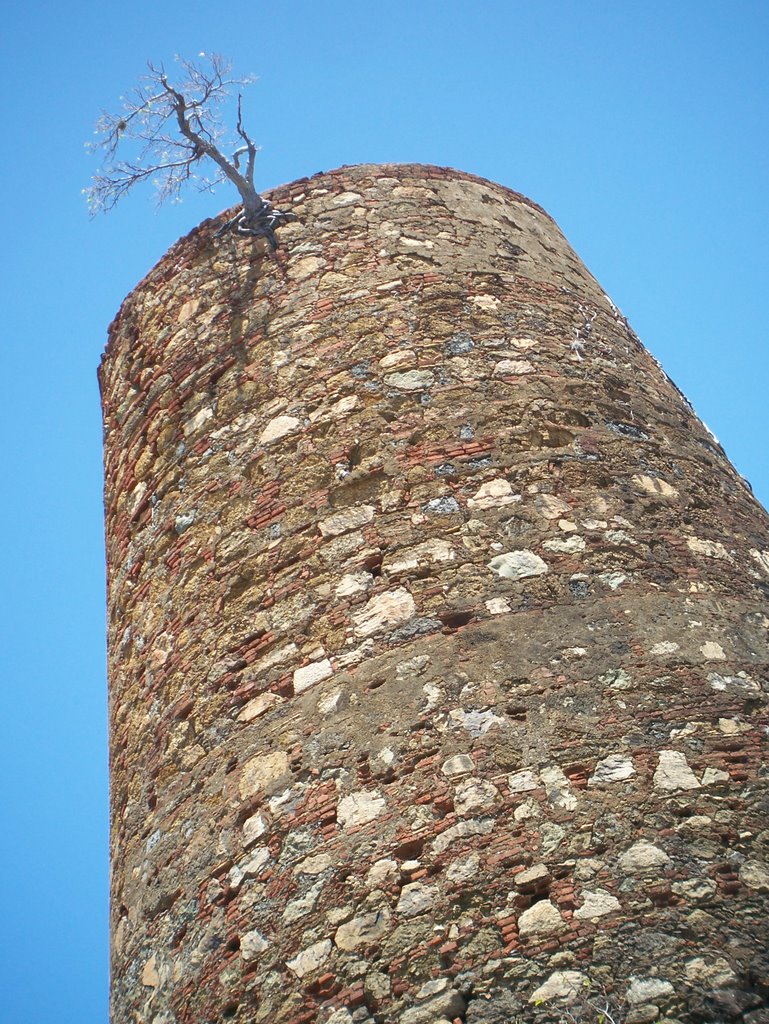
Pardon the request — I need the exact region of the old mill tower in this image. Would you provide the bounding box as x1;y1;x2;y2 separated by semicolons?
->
100;165;769;1024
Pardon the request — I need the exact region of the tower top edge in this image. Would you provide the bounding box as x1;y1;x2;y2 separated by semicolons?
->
99;163;553;374
264;163;551;220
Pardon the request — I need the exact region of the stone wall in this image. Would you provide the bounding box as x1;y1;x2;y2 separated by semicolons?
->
100;164;769;1024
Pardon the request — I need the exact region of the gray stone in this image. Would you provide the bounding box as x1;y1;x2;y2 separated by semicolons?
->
540;821;566;854
653;750;701;791
400;990;466;1024
441;753;475;778
543;534;586;553
650;641;680;657
671;878;717;901
446;852;481;883
174;510;197;534
293;658;334;693
335;907;391;950
708;671;761;693
283;880;324;924
620;841;671;874
453;777;499;815
626;1006;660;1024
626;978;675;1005
286;938;332;978
238;750;289;799
466;988;524;1022
704;990;762;1018
431;818;495;855
396;882;436;918
515;863;550;888
388;616;442;642
518;900;566;937
740;860;769;892
396;654;431;678
364;970;390;1005
449;708;505;736
416;978;449;1000
574;888;621;920
574;857;604;881
684;956;737;987
589;753;636;785
541;765;578;810
352;587;416;638
600;667;634;690
528;970;587;1004
240;928;269;960
423;496;461;515
384;369;435;391
488;549;548;580
325;1012;353;1024
318;504;375;537
508;769;539;793
445;333;474;356
259;414;300;445
337;790;386;828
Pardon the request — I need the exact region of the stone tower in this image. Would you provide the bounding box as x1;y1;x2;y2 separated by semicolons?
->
100;165;769;1024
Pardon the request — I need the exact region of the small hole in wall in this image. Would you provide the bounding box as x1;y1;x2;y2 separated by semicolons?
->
367;678;386;691
438;609;474;630
348;442;362;468
714;863;736;876
222;1002;239;1018
392;837;426;860
223;886;240;907
226;936;241;952
147;793;157;811
519;889;551;910
362;552;383;577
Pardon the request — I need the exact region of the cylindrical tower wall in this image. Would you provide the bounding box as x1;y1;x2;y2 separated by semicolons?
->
101;164;769;1024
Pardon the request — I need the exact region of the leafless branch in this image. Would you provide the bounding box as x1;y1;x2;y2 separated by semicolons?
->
84;53;295;248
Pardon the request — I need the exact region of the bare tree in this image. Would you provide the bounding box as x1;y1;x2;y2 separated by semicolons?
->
85;53;295;249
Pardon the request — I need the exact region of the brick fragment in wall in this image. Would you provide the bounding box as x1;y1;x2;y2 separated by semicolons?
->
100;163;769;1024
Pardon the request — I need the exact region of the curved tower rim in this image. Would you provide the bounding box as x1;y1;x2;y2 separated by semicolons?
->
100;162;557;368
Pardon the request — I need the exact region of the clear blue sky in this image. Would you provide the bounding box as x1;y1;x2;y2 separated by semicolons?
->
1;2;767;1020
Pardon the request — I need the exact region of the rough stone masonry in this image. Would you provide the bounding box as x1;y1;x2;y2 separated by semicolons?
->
100;164;769;1024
